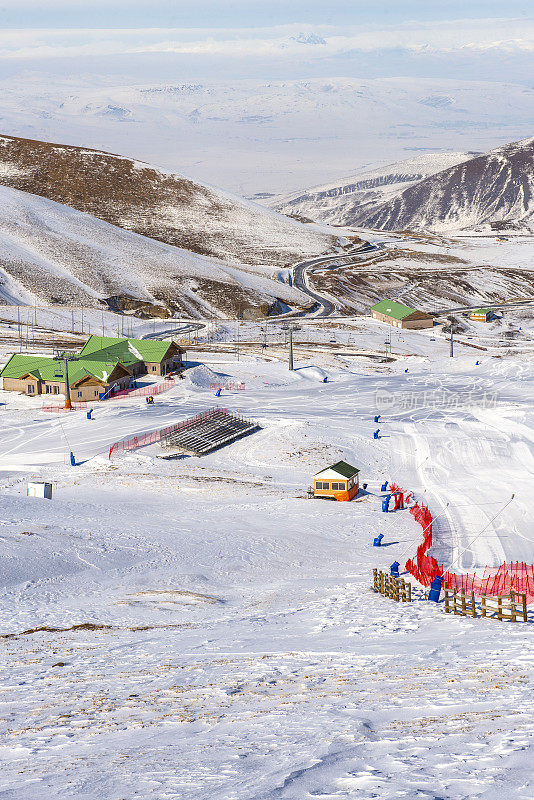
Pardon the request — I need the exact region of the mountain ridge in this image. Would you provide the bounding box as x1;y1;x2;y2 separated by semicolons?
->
338;137;534;231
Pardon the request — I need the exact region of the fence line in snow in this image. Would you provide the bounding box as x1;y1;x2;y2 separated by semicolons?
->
108;377;176;400
391;484;534;603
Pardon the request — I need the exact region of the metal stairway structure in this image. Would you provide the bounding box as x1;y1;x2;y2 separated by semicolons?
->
160;407;260;456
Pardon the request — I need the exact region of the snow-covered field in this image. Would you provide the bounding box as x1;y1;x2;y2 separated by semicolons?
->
1;324;533;798
2;74;534;195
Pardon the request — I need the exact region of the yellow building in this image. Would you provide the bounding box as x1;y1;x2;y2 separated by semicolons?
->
313;461;360;501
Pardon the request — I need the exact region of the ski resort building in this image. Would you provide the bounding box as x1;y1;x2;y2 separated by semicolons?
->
470;308;493;323
370;300;433;329
0;336;183;400
313;461;360;501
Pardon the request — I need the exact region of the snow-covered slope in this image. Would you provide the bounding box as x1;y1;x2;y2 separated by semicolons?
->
0;184;312;316
0;134;335;269
271;152;479;225
352;136;534;232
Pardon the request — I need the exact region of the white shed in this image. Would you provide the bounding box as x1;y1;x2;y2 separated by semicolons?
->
27;482;53;499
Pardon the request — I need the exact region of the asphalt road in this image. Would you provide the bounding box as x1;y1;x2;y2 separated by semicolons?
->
141;322;206;340
290;242;380;317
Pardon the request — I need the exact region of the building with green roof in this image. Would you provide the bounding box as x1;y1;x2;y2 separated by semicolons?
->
470;308;493;323
0;336;183;401
370;299;433;330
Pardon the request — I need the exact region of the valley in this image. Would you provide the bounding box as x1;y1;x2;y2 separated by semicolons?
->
1;124;534;800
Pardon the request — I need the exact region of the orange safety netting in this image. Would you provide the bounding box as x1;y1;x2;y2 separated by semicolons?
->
390;483;534;603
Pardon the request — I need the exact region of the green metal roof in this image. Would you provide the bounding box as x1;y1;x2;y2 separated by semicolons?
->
471;308;493;315
316;460;360;478
1;336;181;388
0;354;123;386
79;335;176;363
370;299;421;320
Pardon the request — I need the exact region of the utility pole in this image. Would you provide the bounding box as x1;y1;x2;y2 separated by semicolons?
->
450;324;455;358
282;323;301;371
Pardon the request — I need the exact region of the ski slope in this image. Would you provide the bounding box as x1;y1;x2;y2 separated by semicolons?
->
1;335;533;799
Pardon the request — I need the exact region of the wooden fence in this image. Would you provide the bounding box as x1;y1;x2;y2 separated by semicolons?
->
444;584;476;618
481;590;527;622
373;569;412;602
444;582;527;622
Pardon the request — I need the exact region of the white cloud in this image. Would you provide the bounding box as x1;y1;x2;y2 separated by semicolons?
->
0;18;532;60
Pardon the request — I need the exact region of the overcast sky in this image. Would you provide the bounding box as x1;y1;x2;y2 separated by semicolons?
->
0;1;532;84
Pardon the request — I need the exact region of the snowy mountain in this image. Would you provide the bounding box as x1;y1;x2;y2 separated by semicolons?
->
0;134;335;270
270;152;479;225
350;136;534;232
0;184;312;316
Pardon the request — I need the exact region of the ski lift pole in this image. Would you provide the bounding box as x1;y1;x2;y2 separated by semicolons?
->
64;356;72;410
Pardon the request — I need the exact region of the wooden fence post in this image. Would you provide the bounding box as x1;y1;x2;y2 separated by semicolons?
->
521;593;527;623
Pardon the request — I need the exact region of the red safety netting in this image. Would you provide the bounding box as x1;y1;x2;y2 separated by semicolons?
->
108;377;176;400
42;401;88;412
392;483;534;603
108;408;229;459
443;563;534;600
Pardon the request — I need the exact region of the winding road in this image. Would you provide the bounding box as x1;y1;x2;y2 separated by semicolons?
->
289;242;382;317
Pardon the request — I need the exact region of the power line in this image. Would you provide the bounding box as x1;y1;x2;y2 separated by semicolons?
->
443;493;515;573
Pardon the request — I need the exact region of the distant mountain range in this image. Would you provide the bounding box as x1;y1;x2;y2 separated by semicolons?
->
272;137;534;232
270;152;479;225
353;136;534;232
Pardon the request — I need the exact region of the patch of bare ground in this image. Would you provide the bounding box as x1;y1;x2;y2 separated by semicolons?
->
309;262;534;315
1;623;112;639
1;621;202;639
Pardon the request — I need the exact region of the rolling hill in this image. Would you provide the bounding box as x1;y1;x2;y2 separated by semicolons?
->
0;183;313;316
0;134;335;269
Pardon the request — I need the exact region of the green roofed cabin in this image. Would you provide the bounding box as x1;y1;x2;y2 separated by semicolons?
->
470;308;493;323
370;299;433;330
0;336;183;401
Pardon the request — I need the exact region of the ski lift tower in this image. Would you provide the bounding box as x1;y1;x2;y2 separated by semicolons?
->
281;323;301;371
54;350;79;410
